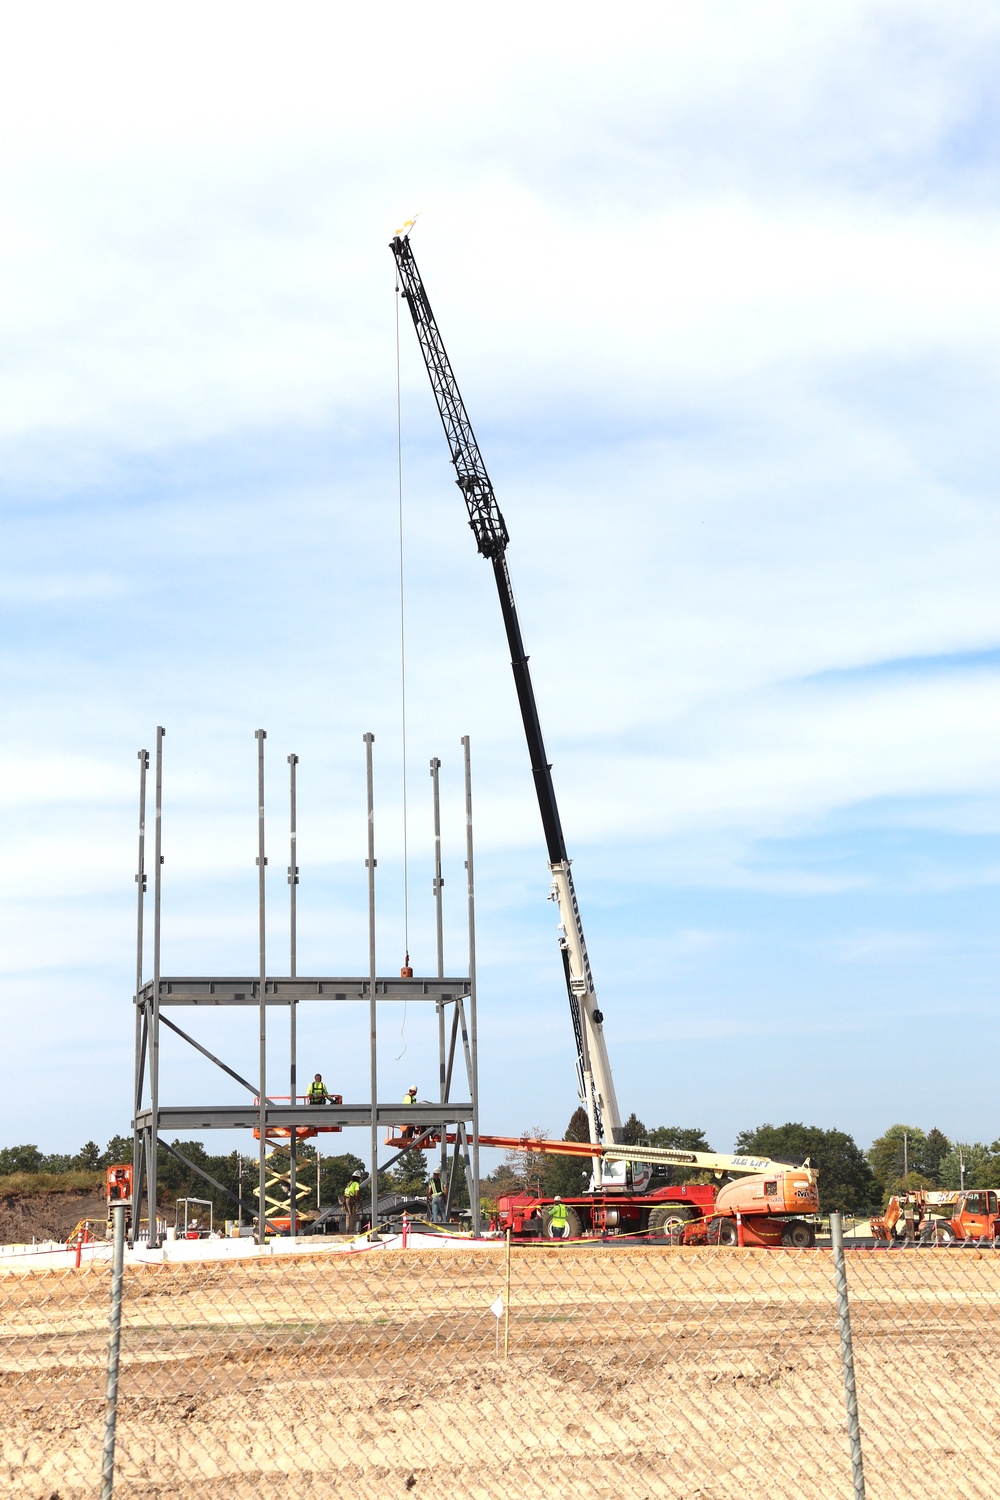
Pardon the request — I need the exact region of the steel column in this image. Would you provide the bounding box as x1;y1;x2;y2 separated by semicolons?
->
462;735;481;1235
148;727;164;1247
288;752;299;1233
256;729;267;1246
431;756;446;1177
364;733;378;1236
131;748;148;1247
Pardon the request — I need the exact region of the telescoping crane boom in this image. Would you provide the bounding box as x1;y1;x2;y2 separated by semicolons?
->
391;230;621;1149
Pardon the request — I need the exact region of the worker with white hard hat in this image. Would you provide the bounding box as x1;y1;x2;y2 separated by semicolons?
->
343;1170;364;1236
427;1167;445;1225
549;1196;569;1239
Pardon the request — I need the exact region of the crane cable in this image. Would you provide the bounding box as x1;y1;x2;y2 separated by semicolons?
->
395;263;410;1059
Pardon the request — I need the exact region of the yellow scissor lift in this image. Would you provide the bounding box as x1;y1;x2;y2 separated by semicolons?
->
252;1093;342;1234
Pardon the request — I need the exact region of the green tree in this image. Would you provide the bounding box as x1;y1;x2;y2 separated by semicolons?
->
647;1126;713;1152
74;1141;102;1169
644;1126;714;1185
735;1122;876;1213
101;1136;132;1167
542;1110;597;1199
939;1143;999;1191
454;1151;472;1211
0;1144;43;1174
620;1113;648;1145
923;1128;951;1184
867;1125;928;1192
270;1146;369;1215
390;1149;428;1195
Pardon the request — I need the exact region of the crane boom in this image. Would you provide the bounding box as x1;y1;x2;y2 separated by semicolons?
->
391;231;622;1145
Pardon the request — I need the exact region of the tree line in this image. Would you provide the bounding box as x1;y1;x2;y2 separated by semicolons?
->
4;1116;997;1218
483;1113;1000;1213
0;1135;466;1224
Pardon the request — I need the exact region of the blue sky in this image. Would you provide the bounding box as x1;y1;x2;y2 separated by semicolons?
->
2;3;1000;1168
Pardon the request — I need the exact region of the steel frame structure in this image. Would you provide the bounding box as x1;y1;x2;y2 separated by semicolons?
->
130;728;481;1247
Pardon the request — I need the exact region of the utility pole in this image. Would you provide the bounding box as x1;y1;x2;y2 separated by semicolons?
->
903;1130;909;1183
960;1147;966;1191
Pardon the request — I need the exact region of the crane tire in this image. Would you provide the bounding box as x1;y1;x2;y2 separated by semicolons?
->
538;1204;583;1240
780;1220;816;1249
648;1205;696;1236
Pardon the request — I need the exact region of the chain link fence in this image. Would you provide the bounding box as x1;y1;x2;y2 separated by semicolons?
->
2;1227;998;1498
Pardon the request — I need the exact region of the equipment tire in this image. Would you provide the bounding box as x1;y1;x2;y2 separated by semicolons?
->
538;1204;583;1240
707;1217;738;1247
648;1205;696;1236
935;1224;958;1246
780;1220;816;1249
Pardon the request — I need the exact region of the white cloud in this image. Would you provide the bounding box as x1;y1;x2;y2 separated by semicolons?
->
3;2;1000;1150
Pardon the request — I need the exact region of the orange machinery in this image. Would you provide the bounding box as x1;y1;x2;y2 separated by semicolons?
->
388;1129;819;1245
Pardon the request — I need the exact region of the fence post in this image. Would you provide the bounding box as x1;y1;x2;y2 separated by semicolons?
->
100;1202;127;1499
503;1229;511;1359
830;1211;866;1500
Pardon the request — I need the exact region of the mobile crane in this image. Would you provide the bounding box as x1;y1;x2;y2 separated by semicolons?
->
391;229;619;1156
463;1133;818;1244
390;230;820;1245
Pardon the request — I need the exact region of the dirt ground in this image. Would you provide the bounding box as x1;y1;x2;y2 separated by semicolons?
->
1;1244;997;1499
0;1188;107;1247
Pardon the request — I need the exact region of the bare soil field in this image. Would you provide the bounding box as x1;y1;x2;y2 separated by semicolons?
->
1;1244;997;1499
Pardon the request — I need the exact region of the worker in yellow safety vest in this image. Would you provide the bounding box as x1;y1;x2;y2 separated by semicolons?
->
427;1167;445;1225
549;1197;569;1239
307;1074;329;1105
401;1085;418;1140
343;1171;363;1235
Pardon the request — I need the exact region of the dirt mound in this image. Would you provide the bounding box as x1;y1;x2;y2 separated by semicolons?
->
0;1187;107;1245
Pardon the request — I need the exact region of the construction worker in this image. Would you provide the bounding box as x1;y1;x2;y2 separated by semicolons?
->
549;1196;569;1239
401;1085;418;1140
343;1170;363;1235
427;1167;445;1225
307;1073;329;1106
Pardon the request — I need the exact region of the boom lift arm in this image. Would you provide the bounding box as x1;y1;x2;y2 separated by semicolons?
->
391;230;621;1145
445;1131;810;1179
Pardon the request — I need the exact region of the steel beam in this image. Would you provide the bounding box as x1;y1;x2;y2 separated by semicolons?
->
135;1101;474;1132
136;976;471;1006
